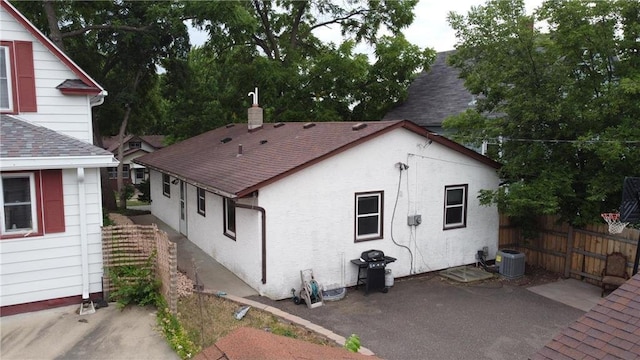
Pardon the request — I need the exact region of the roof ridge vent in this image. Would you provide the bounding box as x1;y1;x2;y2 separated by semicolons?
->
352;123;367;131
303;122;316;129
221;137;232;143
274;122;285;128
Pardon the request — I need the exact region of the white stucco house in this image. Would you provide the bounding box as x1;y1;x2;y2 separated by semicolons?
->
135;102;502;300
0;0;116;315
102;134;165;187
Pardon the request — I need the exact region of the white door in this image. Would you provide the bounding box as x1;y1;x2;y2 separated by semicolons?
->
179;180;187;235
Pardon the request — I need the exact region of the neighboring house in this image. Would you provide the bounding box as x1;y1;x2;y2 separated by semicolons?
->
383;50;474;135
102;135;165;187
0;0;116;315
534;274;640;359
135;107;501;300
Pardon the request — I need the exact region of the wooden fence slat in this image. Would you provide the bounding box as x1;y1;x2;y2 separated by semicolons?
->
500;215;639;282
102;224;178;315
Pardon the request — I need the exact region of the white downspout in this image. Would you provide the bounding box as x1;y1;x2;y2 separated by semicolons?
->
77;167;90;299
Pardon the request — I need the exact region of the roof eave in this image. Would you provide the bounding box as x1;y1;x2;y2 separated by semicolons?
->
0;155;118;171
134;161;237;199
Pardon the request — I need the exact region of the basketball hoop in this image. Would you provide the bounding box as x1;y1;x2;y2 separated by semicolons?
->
601;212;629;234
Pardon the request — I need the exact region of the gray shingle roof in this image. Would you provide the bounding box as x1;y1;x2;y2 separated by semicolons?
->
0;114;113;159
135;120;500;198
383;51;474;130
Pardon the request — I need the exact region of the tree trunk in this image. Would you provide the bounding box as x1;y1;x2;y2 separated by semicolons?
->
116;70;143;209
116;106;132;210
43;0;65;52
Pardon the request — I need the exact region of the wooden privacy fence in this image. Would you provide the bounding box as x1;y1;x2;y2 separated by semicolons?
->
500;215;640;285
102;224;178;314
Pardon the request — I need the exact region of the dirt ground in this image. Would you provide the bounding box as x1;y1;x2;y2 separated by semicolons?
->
109;212;134;225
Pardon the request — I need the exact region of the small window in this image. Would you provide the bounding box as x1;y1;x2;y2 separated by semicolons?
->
108;165;129;179
444;185;468;229
108;167;117;179
1;173;37;234
355;191;383;241
162;174;171;197
0;46;12;111
223;198;236;239
135;168;144;180
197;188;206;216
129;141;141;149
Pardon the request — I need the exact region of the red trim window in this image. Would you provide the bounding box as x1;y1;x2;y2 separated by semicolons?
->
0;41;37;114
1;170;65;239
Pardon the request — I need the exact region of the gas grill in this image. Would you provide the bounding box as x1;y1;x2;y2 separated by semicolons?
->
350;249;397;294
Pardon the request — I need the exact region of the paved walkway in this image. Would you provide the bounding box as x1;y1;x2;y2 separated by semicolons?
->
528;277;602;311
129;214;258;298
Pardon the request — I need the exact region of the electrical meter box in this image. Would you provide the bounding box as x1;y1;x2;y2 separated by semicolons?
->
407;215;422;226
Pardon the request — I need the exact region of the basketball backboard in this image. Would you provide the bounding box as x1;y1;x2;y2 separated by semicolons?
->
620;177;640;223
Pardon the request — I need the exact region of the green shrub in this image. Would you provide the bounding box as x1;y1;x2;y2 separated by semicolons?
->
136;180;151;203
344;334;361;353
109;252;160;309
103;209;114;226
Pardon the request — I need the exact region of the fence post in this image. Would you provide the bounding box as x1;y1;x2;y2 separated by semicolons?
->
563;226;574;278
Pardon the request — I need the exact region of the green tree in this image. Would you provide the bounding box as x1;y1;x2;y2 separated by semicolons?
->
446;0;640;228
164;0;434;140
15;0;190;209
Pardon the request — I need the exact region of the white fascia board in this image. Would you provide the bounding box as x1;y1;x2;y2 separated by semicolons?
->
0;156;118;171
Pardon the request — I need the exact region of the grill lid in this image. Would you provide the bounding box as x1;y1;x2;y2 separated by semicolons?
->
361;249;384;262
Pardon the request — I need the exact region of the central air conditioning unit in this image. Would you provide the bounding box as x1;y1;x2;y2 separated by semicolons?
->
496;249;525;279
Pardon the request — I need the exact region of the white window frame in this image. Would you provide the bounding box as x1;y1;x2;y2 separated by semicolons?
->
0;45;14;112
197;187;206;216
1;172;37;234
444;184;468;229
355;191;383;242
223;198;236;239
162;173;171;197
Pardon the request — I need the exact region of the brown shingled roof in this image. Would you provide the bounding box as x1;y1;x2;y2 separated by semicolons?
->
102;135;166;152
534;274;640;360
134;120;500;198
196;327;379;360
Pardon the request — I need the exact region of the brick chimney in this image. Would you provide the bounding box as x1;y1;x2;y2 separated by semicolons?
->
248;87;263;131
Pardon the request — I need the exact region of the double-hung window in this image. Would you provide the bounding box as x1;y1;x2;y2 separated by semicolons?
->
1;173;36;234
197;188;206;216
1;170;65;238
162;174;171;197
0;46;13;111
355;191;384;241
444;184;468;229
108;165;129;180
0;41;37;113
223;198;236;239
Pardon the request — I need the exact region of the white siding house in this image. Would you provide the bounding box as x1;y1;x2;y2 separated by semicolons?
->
0;0;116;315
137;117;501;300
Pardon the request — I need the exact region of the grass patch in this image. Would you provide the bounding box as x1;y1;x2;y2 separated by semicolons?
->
177;293;335;351
118;208;151;216
127;199;150;207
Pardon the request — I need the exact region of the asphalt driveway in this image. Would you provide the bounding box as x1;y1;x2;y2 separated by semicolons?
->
249;274;585;360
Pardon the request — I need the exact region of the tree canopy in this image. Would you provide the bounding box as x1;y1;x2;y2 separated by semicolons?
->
163;0;435;141
446;0;640;228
